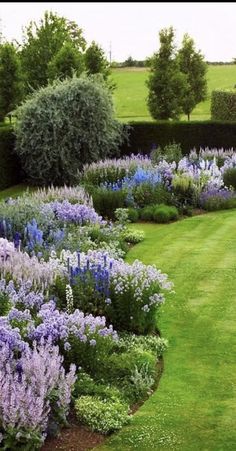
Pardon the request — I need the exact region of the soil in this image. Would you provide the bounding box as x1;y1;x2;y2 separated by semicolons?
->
41;359;164;451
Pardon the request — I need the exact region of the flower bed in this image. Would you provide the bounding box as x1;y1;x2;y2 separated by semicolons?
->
82;148;236;219
0;186;171;449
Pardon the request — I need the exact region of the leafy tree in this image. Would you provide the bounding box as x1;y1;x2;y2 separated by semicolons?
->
147;27;187;120
0;43;23;121
14;75;125;185
47;41;84;82
20;11;86;92
85;41;110;80
178;34;207;120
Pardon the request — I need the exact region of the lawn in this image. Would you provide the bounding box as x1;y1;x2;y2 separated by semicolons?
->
96;209;236;450
111;65;236;122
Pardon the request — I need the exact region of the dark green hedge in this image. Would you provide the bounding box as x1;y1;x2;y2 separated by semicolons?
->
0;126;21;190
211;90;236;121
120;121;236;155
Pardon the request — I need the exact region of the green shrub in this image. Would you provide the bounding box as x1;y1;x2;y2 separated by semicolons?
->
73;371;122;401
114;334;169;359
152;204;179;223
103;350;156;382
90;187;127;219
211;90;236;121
133;183;171;208
223;167;236;190
172;174;197;208
122;229;145;244
127;207;139;222
203;196;236;211
140;205;155;221
151;142;182;164
15;75;125;185
75;396;130;434
119;121;236;156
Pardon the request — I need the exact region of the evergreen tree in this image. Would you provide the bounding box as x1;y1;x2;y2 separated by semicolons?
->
178;34;207;120
147;27;187;120
85;41;110;80
47;42;84;82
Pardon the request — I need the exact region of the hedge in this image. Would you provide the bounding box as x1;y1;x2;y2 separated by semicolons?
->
0;125;21;190
211;90;236;121
1;121;236;189
120;121;236;156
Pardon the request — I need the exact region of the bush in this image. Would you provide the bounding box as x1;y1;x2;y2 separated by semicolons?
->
103;350;156;383
223;167;236;190
211;90;236;121
122;229;145;244
115;334;169;359
0;126;21;189
151;142;182;164
75;395;130;434
119;121;236;156
15;75;125;186
140;205;155;221
133;183;171;208
90;187;127;219
127;207;139;222
152;204;179;223
73;371;122;401
200;188;236;211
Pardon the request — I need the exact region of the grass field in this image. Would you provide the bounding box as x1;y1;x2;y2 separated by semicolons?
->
97;210;236;450
111;65;236;122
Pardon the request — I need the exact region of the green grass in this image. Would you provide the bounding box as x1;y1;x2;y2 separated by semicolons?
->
0;184;34;201
111;65;236;122
96;210;236;450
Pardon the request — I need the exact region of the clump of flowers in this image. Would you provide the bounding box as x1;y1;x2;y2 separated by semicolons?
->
0;340;76;449
50;200;105;226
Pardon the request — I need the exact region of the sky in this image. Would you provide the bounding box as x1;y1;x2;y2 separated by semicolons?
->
0;2;236;62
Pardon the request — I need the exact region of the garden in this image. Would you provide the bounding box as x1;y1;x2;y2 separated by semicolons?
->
1;138;236;449
0;10;236;450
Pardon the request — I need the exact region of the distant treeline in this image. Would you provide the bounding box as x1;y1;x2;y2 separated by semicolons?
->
112;57;236;68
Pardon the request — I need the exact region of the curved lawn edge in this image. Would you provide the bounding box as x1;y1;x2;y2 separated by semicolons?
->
94;210;236;450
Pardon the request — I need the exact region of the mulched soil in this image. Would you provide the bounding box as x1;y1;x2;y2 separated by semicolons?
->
42;359;164;451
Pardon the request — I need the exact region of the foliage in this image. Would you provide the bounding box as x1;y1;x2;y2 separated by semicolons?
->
151;142;183;164
122;228;145;244
115;333;169;358
15;76;124;185
75;395;130;434
147;27;188;120
200;188;236;211
0;43;23;121
73;371;122;401
152;204;179;223
211;90;236;121
90;187;127;219
132;183;172;208
140;205;155;221
223;167;236;190
47;41;84;82
85;41;111;80
19;11;86;92
177;34;207;120
127;207;139;222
